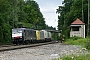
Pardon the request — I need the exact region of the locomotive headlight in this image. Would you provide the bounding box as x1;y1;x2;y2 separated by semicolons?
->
20;36;22;38
12;37;14;39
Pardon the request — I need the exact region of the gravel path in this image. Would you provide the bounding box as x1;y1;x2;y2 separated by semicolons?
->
0;43;89;60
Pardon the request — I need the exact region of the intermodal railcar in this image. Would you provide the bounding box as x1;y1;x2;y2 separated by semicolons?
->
12;28;52;44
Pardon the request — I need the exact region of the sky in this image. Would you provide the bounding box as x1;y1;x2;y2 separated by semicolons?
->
34;0;63;29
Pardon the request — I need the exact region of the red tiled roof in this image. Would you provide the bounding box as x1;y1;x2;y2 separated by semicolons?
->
71;18;85;24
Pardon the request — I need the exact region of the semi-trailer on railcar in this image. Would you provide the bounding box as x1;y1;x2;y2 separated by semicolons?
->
12;28;52;45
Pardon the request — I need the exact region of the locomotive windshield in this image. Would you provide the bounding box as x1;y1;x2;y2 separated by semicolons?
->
12;29;22;34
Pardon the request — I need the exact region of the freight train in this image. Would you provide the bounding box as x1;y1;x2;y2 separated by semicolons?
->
12;28;52;45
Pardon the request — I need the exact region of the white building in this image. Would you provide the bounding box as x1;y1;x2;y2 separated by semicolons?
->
70;18;85;38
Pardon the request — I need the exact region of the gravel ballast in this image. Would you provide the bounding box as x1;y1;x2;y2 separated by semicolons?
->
0;43;88;60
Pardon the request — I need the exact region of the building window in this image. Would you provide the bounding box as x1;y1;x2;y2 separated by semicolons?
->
72;27;79;31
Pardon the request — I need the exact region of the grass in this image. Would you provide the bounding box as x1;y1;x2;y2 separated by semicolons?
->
53;54;90;60
63;37;86;47
53;37;90;60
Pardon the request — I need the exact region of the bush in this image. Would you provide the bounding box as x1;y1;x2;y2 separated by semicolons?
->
64;37;86;46
70;36;82;40
0;24;12;45
53;54;90;60
85;37;90;50
61;54;90;60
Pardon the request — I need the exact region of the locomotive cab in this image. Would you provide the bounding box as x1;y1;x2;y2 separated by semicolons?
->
12;28;25;44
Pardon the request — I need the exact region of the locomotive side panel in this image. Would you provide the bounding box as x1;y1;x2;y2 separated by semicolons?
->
41;30;52;41
32;30;36;40
24;29;32;41
36;30;40;40
42;30;48;40
24;29;36;40
23;29;36;44
48;32;52;41
40;30;44;40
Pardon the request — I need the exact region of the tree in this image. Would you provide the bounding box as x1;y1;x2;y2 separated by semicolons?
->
0;0;12;43
56;0;88;38
23;0;46;29
0;0;51;44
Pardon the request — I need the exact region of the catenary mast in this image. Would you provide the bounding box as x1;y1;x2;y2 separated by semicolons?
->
87;0;90;36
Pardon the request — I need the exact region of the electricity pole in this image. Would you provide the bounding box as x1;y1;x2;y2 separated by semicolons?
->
82;0;84;22
87;0;90;36
13;10;14;28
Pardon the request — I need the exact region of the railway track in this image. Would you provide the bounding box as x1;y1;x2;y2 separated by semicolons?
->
0;41;60;52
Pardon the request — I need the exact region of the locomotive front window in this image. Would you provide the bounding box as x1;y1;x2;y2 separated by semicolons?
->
12;29;22;34
17;29;22;33
12;29;17;34
18;30;22;33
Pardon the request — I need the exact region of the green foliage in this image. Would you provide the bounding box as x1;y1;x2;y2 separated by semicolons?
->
53;38;90;60
0;0;53;44
70;36;83;40
53;53;90;60
0;0;12;44
64;38;86;46
85;37;90;50
56;0;88;38
52;33;58;40
23;0;46;29
0;24;12;44
63;36;90;50
60;54;90;60
64;28;70;39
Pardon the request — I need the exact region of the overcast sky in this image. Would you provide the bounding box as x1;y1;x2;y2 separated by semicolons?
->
34;0;63;29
